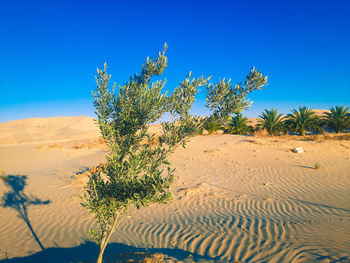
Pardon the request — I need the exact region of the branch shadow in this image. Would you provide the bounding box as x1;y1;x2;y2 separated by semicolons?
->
0;174;51;251
0;241;223;262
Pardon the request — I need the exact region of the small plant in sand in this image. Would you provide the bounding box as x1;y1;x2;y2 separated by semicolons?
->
226;113;253;135
257;108;285;136
324;105;350;133
314;163;322;170
206;68;268;125
81;44;210;263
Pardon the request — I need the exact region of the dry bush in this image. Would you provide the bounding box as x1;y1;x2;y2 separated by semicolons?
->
253;129;269;137
89;163;108;174
72;163;108;187
324;133;350;141
36;144;47;150
243;139;264;145
37;143;63;150
71;138;107;150
48;143;62;149
143;253;165;263
277;132;350;142
203;149;219;153
303;133;350;141
72;142;84;149
111;251;166;263
314;163;322;170
302;135;325;141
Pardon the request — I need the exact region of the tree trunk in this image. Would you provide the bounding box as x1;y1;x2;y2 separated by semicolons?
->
97;246;106;263
96;209;123;263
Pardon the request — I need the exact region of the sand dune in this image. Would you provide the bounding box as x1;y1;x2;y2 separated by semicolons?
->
0;116;100;144
0;116;349;262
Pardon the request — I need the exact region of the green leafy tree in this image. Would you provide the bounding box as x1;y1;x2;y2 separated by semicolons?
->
206;68;268;124
286;106;321;136
81;44;209;263
226;113;253;135
257;108;285;136
324;105;350;133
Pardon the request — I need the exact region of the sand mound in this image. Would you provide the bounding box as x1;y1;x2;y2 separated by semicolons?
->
0;116;100;144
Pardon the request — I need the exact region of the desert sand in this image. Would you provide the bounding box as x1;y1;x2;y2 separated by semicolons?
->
0;116;349;262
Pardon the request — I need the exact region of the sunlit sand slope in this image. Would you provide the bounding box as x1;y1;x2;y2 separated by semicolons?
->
0;117;349;262
0;116;99;144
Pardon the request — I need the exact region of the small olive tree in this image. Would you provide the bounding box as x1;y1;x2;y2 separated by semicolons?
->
206;68;268;124
81;44;209;263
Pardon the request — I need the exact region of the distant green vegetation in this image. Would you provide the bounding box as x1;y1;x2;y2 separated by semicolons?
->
257;108;285;136
226;113;253;135
324;106;350;133
201;105;349;137
203;119;222;134
285;106;321;136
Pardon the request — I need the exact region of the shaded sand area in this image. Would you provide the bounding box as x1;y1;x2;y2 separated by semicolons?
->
0;117;350;262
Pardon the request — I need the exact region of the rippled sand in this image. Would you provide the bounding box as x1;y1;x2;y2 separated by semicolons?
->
0;117;349;262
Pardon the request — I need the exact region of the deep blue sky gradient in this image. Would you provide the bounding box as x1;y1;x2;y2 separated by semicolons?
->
1;0;349;123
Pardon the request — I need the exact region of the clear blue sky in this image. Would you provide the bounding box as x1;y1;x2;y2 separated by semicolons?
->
1;0;349;123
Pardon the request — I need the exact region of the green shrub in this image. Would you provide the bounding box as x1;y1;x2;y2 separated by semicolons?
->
203;119;222;134
226;113;253;135
286;106;321;135
324;106;350;133
257;108;285;136
81;44;209;263
314;163;322;170
206;68;268;125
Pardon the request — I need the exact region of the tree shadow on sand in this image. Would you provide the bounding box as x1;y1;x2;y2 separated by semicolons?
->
0;174;51;251
0;241;223;262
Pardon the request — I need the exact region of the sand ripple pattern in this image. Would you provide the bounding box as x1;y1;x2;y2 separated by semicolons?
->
1;135;350;262
111;192;350;262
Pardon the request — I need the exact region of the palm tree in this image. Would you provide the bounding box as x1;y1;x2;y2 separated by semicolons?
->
324;106;350;133
257;108;285;136
226;113;253;135
203;119;221;134
286;106;320;136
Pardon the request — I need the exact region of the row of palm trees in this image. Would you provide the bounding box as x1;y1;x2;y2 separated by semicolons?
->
204;106;350;136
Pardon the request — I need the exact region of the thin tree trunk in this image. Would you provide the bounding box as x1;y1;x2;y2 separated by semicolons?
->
97;245;106;263
96;209;124;263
